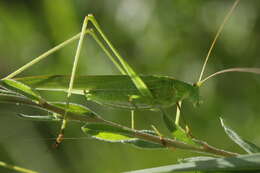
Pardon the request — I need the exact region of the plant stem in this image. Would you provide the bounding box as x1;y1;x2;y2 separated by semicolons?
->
100;118;238;157
0;161;38;173
1;93;239;157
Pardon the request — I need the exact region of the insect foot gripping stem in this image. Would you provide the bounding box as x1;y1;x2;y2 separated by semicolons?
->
53;129;65;148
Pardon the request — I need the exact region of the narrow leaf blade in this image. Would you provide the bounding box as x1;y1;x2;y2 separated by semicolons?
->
0;93;36;106
82;123;163;149
0;79;42;102
18;114;61;121
51;102;98;118
125;153;260;173
220;118;260;154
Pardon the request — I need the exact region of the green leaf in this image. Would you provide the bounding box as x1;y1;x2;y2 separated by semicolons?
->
51;102;98;118
125;153;260;173
0;79;42;102
82;123;164;149
0;88;15;95
220;118;260;154
18;113;61;121
0;92;98;122
82;123;131;136
179;156;217;163
0;93;36;106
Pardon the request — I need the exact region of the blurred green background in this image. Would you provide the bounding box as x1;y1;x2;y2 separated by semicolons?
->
0;0;260;172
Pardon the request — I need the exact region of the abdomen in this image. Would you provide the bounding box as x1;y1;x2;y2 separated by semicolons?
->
15;75;188;110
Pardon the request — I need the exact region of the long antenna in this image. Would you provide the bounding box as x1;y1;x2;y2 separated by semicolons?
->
198;67;260;86
198;0;240;83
